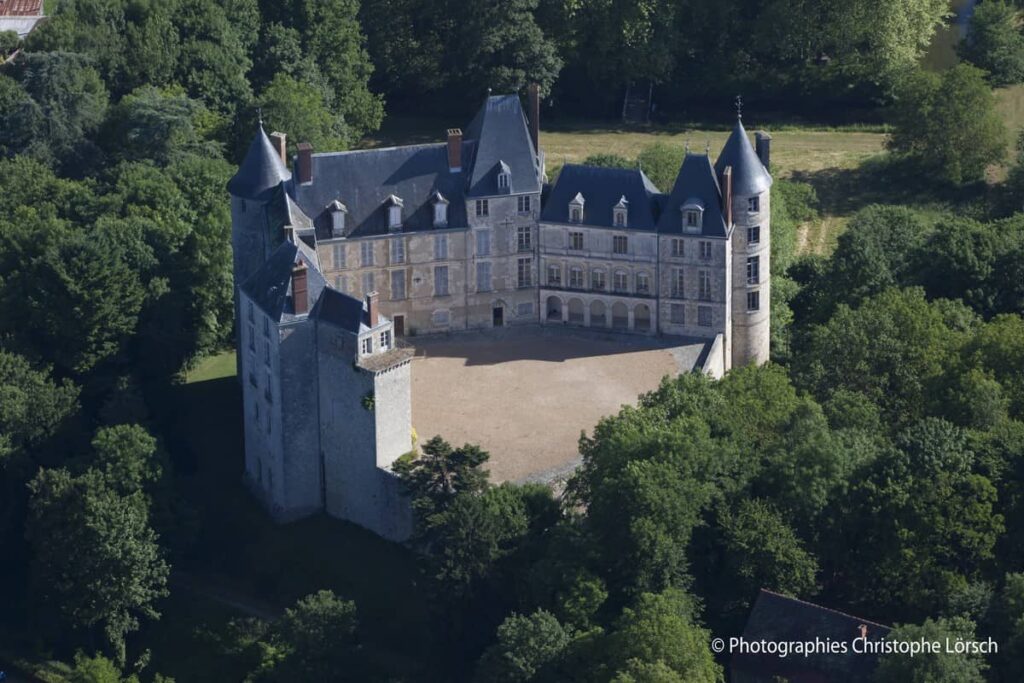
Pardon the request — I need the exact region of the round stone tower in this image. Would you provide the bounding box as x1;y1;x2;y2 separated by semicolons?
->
715;116;772;368
227;124;292;290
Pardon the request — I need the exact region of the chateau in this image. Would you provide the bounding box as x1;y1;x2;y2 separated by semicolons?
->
228;88;772;540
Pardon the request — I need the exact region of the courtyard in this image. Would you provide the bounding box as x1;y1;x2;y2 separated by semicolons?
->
408;327;708;483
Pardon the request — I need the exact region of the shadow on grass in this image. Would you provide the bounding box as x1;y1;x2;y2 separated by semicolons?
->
790;154;991;218
148;374;438;681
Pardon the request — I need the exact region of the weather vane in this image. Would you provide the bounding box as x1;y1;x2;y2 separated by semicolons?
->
735;95;743;119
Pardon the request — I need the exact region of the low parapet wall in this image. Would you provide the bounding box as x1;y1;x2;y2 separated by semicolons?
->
700;333;726;379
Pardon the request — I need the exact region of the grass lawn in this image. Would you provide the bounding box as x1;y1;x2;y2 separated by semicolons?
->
146;353;438;681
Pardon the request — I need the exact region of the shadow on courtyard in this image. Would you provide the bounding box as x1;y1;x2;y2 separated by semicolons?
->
407;326;708;368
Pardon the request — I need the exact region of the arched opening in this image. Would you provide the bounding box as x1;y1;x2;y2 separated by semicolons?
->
590;300;606;327
546;296;563;321
635;303;651;332
612;302;629;329
568;298;585;324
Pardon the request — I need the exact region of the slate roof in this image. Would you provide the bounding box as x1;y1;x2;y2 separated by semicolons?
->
310;287;373;334
240;240;325;323
464;94;542;197
291;142;472;239
715;117;772;196
267;183;313;231
656;153;728;237
228;125;291;201
540;164;661;230
732;590;891;683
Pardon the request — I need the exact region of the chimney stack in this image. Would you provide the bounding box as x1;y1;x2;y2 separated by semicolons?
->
722;166;733;227
292;262;309;315
447;129;462;172
527;83;540;154
297;142;313;184
366;291;379;328
755;131;772;171
269;132;287;165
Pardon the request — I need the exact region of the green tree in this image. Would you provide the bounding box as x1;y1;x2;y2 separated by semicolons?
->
27;468;169;664
394;435;490;530
90;424;162;495
101;85;221;165
475;610;572;682
706;499;818;618
0;349;79;455
794;288;958;428
605;589;722;683
273;590;361;681
636;143;683;192
887;64;1006;184
873;617;987;682
960;0;1024;86
991;573;1024;679
836;419;1003;617
457;0;562;97
257;74;347;151
5;51;110;170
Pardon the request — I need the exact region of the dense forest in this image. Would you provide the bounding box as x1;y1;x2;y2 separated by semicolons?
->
0;0;1023;681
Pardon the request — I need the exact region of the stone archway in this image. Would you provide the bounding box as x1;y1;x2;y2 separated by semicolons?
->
612;302;629;329
590;300;606;327
568;298;585;324
635;303;651;332
546;295;563;321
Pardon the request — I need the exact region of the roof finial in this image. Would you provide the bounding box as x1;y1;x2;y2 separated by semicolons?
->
684;139;690;154
735;94;743;120
705;139;710;155
487;87;492;95
257;106;264;128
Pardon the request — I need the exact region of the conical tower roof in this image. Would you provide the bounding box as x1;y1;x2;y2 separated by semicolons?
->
714;117;772;196
228;125;291;201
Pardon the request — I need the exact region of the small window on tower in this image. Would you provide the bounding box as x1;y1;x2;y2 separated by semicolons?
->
748;196;760;213
361;337;372;355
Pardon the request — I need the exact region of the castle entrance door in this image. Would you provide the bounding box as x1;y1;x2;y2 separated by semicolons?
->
493;306;504;327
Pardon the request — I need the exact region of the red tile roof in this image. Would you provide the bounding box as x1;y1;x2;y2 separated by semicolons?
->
0;0;43;17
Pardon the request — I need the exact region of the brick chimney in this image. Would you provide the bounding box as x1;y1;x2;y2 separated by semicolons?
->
366;291;379;327
269;131;287;165
527;83;540;154
755;131;772;171
447;129;462;172
722;166;733;227
292;262;309;315
297;142;313;184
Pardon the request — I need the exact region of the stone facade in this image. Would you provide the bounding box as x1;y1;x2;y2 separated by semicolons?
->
227;94;772;541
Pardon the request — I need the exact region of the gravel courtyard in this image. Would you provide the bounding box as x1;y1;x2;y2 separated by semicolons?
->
409;327;707;483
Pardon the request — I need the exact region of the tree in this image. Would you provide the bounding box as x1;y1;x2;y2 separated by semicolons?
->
4;51;109;171
605;589;722;683
26;468;169;664
257;74;347;151
887;64;1006;184
636;143;682;193
273;590;361;681
991;573;1024;679
394;435;490;530
704;499;818;620
68;652;129;683
457;0;562;97
0;349;79;454
475;610;572;682
834;419;1003;617
293;0;384;139
1;227;146;376
873;617;987;682
960;0;1024;86
90;424;162;495
793;288;958;428
100;85;221;165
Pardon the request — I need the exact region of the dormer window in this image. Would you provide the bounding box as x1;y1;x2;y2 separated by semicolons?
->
569;192;585;224
613;195;628;228
497;160;511;192
432;191;449;227
681;198;704;233
328;199;347;237
386;194;404;231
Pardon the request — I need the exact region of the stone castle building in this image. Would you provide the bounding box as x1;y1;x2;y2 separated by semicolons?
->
228;88;772;540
